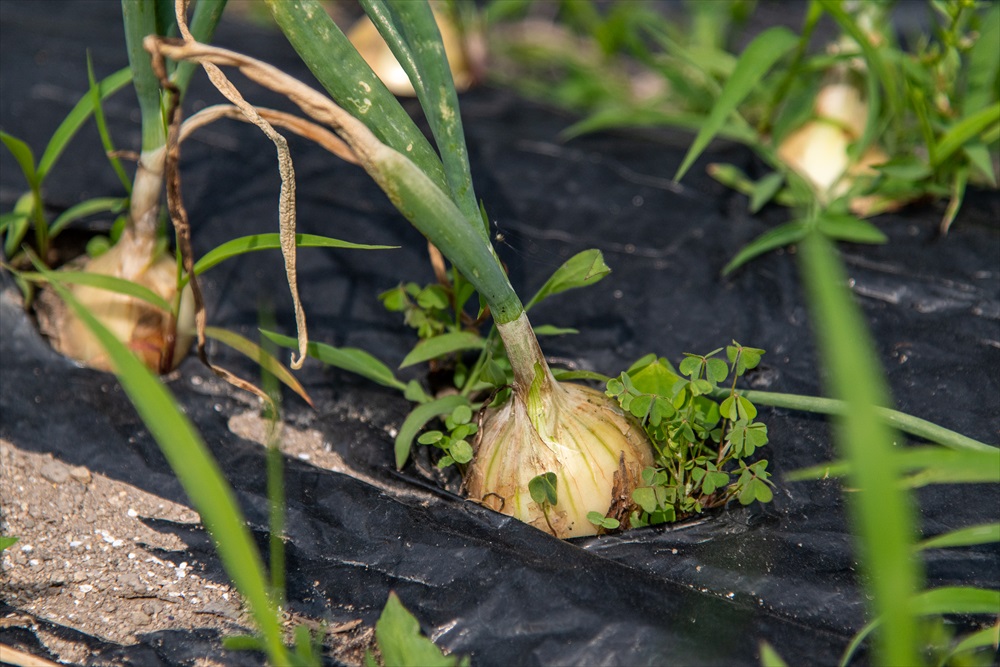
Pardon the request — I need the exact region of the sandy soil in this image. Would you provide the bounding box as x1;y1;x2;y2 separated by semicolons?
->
0;415;375;665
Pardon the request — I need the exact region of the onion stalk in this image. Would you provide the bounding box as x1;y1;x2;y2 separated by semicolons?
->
153;0;655;537
54;0;225;373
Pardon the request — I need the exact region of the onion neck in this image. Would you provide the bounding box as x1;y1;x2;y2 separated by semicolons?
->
496;311;557;398
118;145;167;280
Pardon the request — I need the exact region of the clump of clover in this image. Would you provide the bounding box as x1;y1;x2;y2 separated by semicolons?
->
603;341;773;528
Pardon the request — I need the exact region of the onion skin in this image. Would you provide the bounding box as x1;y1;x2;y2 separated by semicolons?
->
57;240;194;374
466;381;654;539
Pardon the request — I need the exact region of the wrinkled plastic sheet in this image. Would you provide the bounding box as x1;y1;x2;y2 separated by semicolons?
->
2;2;998;665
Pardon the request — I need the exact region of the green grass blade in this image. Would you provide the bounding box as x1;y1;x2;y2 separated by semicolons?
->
799;231;921;667
749;172;785;214
917;523;1000;552
49;197;128;238
18;269;172;312
189;233;396;283
394;394;470;469
87;53;131;194
204;326;313;408
931;102;1000;168
562;107;757;143
963;1;999;114
788;446;1000;484
0;535;19;551
941;624;1000;666
673;26;797;182
399;331;485;369
3;194;34;259
816;214;888;244
121;0;166;152
840;586;1000;667
717;388;994;452
525;249;612;311
37;264;290;666
37;67;132;179
265;0;447;193
759;641;788;667
360;0;481;232
722;221;807;276
0;131;38;188
260;329;407;392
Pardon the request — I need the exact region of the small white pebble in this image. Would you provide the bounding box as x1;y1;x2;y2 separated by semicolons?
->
20;544;32;552
297;453;311;461
28;559;39;566
69;541;82;548
79;584;93;593
127;508;138;518
128;553;136;560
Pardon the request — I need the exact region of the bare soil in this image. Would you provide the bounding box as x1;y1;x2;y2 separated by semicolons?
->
0;411;376;666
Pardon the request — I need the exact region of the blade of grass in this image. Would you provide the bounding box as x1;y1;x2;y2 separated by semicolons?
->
203;326;313;407
840;587;1000;667
788;446;1000;489
87;53;132;194
940;623;1000;666
710;387;993;452
265;0;448;194
2;194;34;259
17;269;172;312
37;262;290;666
360;0;482;234
931;102;1000;168
261;330;407;392
674;26;798;182
48;197;128;238
964;2;1000;114
816;215;887;244
799;230;921;666
37;67;133;179
399;331;485;369
722;221;808;276
188;233;396;282
917;523;1000;551
394;394;470;469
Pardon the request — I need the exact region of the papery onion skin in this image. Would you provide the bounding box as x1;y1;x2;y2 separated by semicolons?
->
57;240;194;374
466;381;654;539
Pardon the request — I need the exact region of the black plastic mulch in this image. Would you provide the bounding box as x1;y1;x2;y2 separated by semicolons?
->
2;2;998;665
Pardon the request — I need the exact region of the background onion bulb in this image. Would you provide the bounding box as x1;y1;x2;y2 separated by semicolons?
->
465;321;654;539
56;235;194;374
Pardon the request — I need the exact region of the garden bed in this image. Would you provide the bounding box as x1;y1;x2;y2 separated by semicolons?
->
2;2;998;665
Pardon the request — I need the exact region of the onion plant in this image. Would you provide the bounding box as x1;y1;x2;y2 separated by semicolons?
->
146;0;993;542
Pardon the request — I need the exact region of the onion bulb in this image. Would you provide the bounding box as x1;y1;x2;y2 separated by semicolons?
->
54;233;194;374
465;313;654;538
347;9;474;96
777;81;891;214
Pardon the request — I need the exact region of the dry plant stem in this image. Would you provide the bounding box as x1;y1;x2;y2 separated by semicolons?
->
180;105;359;165
146;37;523;322
171;1;306;370
147;39;273;407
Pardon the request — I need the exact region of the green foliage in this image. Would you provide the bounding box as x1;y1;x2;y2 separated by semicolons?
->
492;0;1000;268
0;535;19;552
368;592;468;667
417;404;478;469
528;472;558;507
36;259;291;665
606;343;773;527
